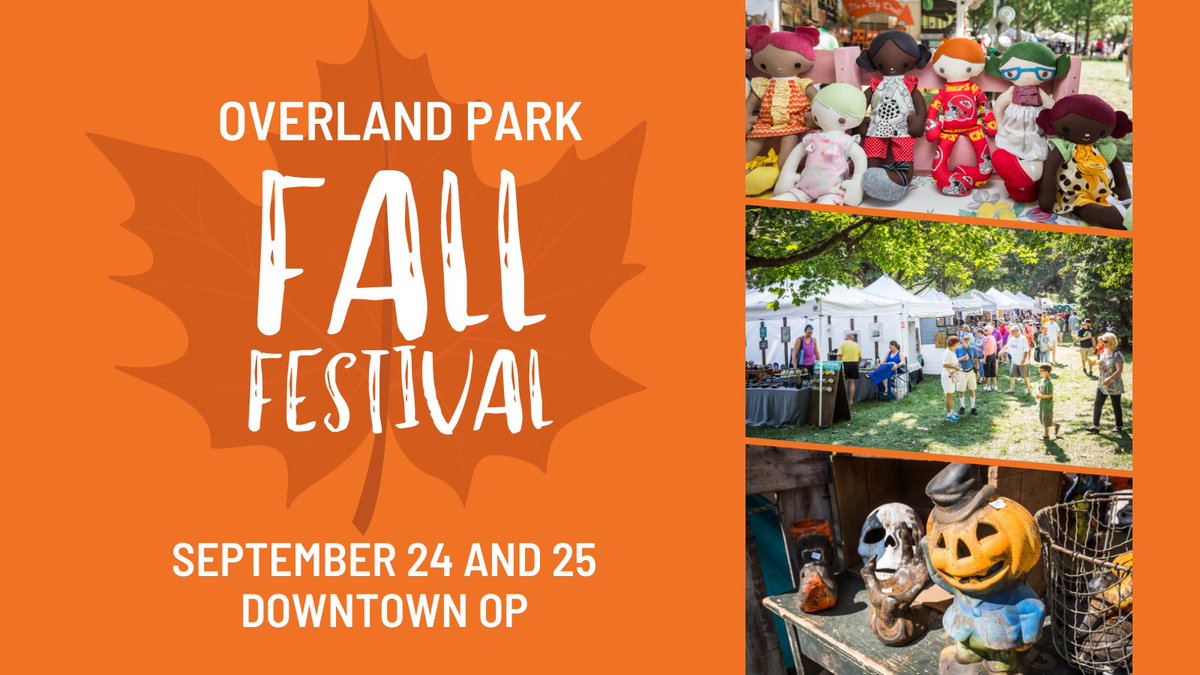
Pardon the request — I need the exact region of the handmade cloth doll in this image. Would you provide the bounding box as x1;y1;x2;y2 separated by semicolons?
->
855;30;931;202
987;43;1072;201
925;38;997;196
1036;95;1132;229
745;25;821;188
773;83;868;206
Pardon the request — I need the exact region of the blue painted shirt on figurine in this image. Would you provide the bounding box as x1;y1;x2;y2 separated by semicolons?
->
942;585;1044;650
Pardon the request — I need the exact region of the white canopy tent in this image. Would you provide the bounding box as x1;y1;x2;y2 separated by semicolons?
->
984;287;1020;311
746;277;942;375
920;289;953;302
865;276;956;368
1001;290;1035;310
952;290;999;315
747;284;906;366
1013;291;1039;309
865;276;955;318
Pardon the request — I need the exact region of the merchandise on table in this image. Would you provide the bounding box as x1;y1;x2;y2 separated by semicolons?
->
858;503;928;646
773;83;869;206
924;38;998;196
1035;493;1134;675
923;463;1044;674
856;31;931;202
1037;94;1133;230
987;41;1073;202
791;519;839;613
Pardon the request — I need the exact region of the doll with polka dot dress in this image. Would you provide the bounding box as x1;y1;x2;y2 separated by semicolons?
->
855;30;931;202
745;26;822;188
1037;95;1132;229
924;38;997;196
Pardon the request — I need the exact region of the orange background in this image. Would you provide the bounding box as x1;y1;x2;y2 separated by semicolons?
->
1;2;1177;674
2;1;744;672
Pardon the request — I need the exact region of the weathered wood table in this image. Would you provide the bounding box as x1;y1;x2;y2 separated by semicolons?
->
764;575;1081;675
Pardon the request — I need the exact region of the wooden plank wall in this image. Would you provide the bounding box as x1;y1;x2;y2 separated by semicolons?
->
746;445;836;675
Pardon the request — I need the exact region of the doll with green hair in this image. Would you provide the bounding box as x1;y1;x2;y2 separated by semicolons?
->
773;83;869;206
986;42;1072;201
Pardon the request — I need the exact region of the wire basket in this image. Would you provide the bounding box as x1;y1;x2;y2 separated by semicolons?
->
1035;492;1133;675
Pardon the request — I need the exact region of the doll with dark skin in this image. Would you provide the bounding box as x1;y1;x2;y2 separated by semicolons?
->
856;31;931;202
1036;95;1132;229
746;26;821;170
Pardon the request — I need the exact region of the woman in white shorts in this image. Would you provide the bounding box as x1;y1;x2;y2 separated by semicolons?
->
941;336;962;422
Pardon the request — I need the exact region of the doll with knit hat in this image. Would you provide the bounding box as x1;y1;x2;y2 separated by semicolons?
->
987;42;1072;201
1037;95;1132;229
924;38;998;197
773;83;869;206
745;25;822;191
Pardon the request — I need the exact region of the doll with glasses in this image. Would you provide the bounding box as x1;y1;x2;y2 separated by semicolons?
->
986;43;1072;201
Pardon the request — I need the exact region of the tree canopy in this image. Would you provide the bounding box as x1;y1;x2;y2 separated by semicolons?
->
745;207;1133;342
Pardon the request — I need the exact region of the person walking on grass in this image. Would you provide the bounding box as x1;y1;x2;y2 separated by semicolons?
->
1067;312;1078;344
1034;363;1061;440
1007;323;1033;395
982;325;999;391
1088;333;1126;434
1045;315;1060;363
839;332;862;405
942;336;963;422
1038;324;1052;365
1077;319;1096;376
955;334;980;416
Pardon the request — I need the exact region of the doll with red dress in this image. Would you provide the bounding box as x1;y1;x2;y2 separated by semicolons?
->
745;25;822;184
924;38;998;196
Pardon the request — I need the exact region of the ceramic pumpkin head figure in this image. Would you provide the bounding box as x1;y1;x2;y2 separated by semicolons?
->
921;463;1046;675
925;494;1040;596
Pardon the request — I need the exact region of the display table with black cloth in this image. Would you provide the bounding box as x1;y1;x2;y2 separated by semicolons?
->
746;386;812;427
763;575;1078;675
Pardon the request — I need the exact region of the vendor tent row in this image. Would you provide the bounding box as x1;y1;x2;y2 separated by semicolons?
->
746;277;1043;372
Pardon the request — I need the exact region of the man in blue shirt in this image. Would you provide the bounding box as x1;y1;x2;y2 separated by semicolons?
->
955;334;980;415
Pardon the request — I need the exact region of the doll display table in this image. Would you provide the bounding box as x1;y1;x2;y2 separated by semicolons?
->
763;575;1080;675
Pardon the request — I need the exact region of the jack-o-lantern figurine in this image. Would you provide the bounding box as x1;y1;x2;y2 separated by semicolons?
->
921;464;1045;674
792;519;838;613
858;503;929;646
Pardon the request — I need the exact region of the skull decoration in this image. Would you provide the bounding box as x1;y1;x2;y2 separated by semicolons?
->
858;503;929;646
791;519;838;614
859;503;924;578
921;463;1045;675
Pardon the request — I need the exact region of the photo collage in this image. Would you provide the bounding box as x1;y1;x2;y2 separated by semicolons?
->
744;2;1133;674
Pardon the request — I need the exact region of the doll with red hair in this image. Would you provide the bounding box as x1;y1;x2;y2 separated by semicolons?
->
924;38;997;196
1037;95;1132;229
746;26;822;176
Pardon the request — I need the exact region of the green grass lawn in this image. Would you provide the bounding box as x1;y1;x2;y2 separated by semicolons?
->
748;344;1132;471
1079;58;1133;162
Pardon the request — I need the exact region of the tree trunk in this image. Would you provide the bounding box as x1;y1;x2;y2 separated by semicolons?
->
1084;0;1095;56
